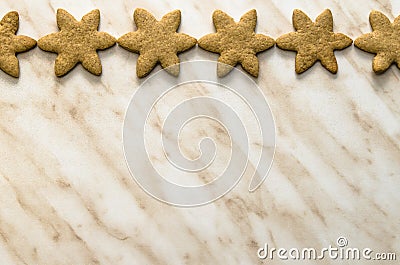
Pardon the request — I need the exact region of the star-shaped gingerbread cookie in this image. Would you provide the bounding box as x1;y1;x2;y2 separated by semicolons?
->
118;9;197;78
355;11;400;74
38;9;116;77
276;9;352;74
0;11;36;77
198;10;275;77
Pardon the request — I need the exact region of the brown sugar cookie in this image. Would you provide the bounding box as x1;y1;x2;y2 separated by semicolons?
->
276;9;352;74
198;9;275;77
38;9;116;77
0;11;36;78
118;9;197;78
355;11;400;74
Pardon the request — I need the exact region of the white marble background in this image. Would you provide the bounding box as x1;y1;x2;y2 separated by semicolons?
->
0;0;399;264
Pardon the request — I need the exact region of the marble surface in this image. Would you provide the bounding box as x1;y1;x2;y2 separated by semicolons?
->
0;0;399;264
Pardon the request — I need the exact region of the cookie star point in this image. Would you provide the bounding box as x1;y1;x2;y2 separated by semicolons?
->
38;9;115;77
239;9;257;30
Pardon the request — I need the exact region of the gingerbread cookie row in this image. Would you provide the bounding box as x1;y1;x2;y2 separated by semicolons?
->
0;8;398;78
